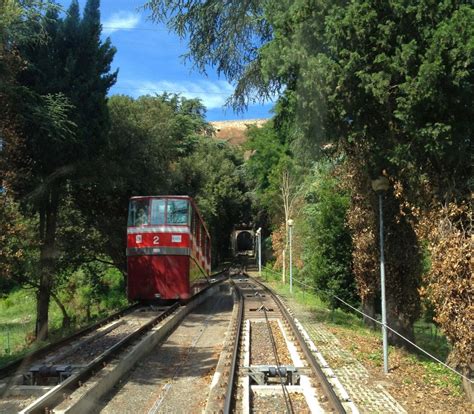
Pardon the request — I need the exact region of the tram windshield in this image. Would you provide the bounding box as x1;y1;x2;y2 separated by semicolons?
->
167;199;189;225
128;199;149;227
151;199;166;225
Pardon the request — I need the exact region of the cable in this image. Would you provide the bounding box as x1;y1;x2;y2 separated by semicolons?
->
332;294;474;384
267;270;474;384
254;290;294;413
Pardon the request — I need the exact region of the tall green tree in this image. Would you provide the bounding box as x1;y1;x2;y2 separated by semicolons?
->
4;0;116;340
144;0;273;108
300;162;356;308
146;0;473;353
244;122;286;220
77;94;192;273
173;137;250;262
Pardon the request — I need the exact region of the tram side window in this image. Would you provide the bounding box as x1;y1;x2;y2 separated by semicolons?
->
195;212;200;245
167;199;189;225
151;199;166;225
191;207;196;236
128;199;149;227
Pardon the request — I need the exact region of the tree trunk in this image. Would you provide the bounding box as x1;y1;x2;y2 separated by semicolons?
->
386;298;415;348
35;277;50;341
462;364;474;403
35;186;59;341
51;291;71;331
36;241;55;341
86;302;91;321
362;295;376;330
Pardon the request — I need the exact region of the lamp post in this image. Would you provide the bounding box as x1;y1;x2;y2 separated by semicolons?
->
287;219;294;294
256;228;262;277
371;176;390;374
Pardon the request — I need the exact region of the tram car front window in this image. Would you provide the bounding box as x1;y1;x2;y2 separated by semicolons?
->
128;199;149;227
151;198;166;225
167;199;189;224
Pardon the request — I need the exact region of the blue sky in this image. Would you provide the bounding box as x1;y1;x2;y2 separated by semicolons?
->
58;0;274;121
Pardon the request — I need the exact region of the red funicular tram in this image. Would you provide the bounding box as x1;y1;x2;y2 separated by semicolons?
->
126;196;211;301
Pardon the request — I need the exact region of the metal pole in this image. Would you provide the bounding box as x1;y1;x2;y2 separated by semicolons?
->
258;232;262;277
379;193;389;374
282;249;286;284
289;225;293;294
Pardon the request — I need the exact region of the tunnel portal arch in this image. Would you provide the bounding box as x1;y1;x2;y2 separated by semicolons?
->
231;229;255;256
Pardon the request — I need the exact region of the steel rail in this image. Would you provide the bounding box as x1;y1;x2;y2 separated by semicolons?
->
251;276;347;414
21;275;229;414
223;279;243;414
226;274;293;413
21;303;180;414
259;293;294;413
0;303;140;381
241;272;294;413
0;269;227;382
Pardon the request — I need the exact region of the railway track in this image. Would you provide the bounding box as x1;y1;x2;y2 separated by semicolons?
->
96;281;235;413
0;305;178;413
207;271;353;413
0;269;354;413
0;304;140;382
0;278;226;413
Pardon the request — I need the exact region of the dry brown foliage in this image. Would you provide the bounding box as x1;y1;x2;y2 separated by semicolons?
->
343;159;380;325
417;202;473;370
271;222;286;270
343;157;422;341
0;197;35;281
271;221;304;272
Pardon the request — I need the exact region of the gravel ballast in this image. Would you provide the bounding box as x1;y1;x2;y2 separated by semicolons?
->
250;321;292;366
97;290;234;414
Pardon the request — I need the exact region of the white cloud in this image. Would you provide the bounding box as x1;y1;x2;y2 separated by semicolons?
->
120;80;236;109
103;11;140;35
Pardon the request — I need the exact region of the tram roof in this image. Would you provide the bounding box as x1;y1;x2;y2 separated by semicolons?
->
129;195;191;200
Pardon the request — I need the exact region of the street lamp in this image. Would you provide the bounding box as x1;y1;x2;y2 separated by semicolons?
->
256;228;262;277
287;219;294;294
371;175;390;374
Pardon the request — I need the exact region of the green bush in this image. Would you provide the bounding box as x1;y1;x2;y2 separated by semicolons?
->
299;162;359;309
100;268;127;310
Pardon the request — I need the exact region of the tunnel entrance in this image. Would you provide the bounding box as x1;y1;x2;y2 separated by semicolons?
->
236;231;253;252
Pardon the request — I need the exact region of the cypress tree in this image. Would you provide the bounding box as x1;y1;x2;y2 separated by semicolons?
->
7;0;116;340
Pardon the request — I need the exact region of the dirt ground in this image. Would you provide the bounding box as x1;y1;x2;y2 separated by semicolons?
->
328;325;473;413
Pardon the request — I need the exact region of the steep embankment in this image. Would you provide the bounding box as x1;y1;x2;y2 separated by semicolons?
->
210;119;267;146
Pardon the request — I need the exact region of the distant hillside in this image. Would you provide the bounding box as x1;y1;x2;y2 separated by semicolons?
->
210;119;268;146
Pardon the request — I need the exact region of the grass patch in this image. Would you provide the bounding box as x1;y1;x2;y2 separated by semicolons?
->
0;273;128;368
404;353;464;395
0;288;63;366
413;320;451;362
262;267;367;333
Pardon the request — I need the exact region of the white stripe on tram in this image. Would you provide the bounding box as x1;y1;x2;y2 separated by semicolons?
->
127;226;190;234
